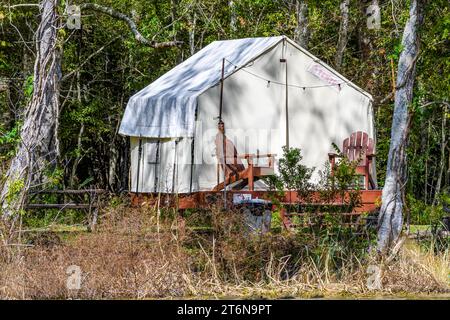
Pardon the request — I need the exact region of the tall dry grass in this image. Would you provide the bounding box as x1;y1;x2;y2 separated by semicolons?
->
0;206;196;299
0;204;448;299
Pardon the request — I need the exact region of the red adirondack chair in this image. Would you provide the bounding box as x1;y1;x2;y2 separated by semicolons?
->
213;153;276;191
328;131;376;190
213;130;275;191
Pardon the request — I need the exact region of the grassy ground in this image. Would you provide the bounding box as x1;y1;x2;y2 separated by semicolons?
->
0;205;449;299
409;225;432;233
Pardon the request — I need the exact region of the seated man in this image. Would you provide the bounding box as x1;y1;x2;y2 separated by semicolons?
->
215;120;245;179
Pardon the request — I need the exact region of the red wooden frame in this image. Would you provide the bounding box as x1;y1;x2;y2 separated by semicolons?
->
131;189;381;213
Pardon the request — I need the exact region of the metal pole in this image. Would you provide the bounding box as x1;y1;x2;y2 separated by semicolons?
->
285;59;289;149
172;139;178;194
219;58;227;209
219;58;225;121
154;139;160;192
189;106;198;194
136;136;142;195
189;137;195;193
281;39;289;149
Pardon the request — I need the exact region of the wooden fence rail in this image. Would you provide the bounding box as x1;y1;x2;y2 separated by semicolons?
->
25;189;108;231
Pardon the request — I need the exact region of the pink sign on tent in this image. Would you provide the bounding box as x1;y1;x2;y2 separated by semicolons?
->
307;62;343;91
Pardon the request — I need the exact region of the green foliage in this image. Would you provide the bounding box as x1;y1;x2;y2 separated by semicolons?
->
0;121;21;159
317;144;362;209
23;209;85;229
407;194;446;225
4;178;24;206
44;167;65;189
23;75;34;99
266;146;314;201
264;142;364;218
387;42;404;62
330;143;361;190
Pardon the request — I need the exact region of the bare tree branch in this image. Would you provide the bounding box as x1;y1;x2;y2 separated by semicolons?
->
80;3;183;48
61;35;122;82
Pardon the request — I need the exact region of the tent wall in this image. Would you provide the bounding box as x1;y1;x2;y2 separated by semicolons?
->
193;43;285;191
130;137;194;193
283;41;376;184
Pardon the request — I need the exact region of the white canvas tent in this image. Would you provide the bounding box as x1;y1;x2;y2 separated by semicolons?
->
119;36;376;194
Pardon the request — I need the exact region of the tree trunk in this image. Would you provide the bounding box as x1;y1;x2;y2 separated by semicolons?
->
359;0;379;60
0;0;61;220
358;0;379;92
424;120;430;204
377;0;421;254
335;0;350;70
171;0;179;43
0;79;11;131
447;145;450;188
108;116;122;191
229;1;237;34
69;122;84;187
433;103;448;205
189;10;197;55
293;0;309;48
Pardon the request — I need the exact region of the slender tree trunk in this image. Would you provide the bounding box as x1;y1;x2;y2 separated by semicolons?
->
335;0;350;70
0;79;11;131
359;0;379;92
108;117;121;191
359;0;379;59
171;0;178;40
1;0;61;221
433;103;448;205
377;0;422;254
293;0;309;48
424;120;430;204
447;145;450;187
229;1;237;34
69;122;84;187
189;10;196;55
69;30;84;188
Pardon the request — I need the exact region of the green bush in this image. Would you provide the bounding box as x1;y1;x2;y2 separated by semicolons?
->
264;146;314;201
407;194;446;225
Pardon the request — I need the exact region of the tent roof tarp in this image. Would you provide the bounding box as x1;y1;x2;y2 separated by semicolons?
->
119;36;372;139
119;36;284;138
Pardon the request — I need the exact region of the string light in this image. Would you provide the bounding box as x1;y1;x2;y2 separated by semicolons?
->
225;58;349;90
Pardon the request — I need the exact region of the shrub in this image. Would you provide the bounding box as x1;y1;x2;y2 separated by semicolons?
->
264;146;314;202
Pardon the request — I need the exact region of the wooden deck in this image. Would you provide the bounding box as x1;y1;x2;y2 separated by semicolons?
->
131;189;382;213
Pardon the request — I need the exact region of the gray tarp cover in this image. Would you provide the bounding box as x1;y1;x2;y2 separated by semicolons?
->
119;36;284;138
